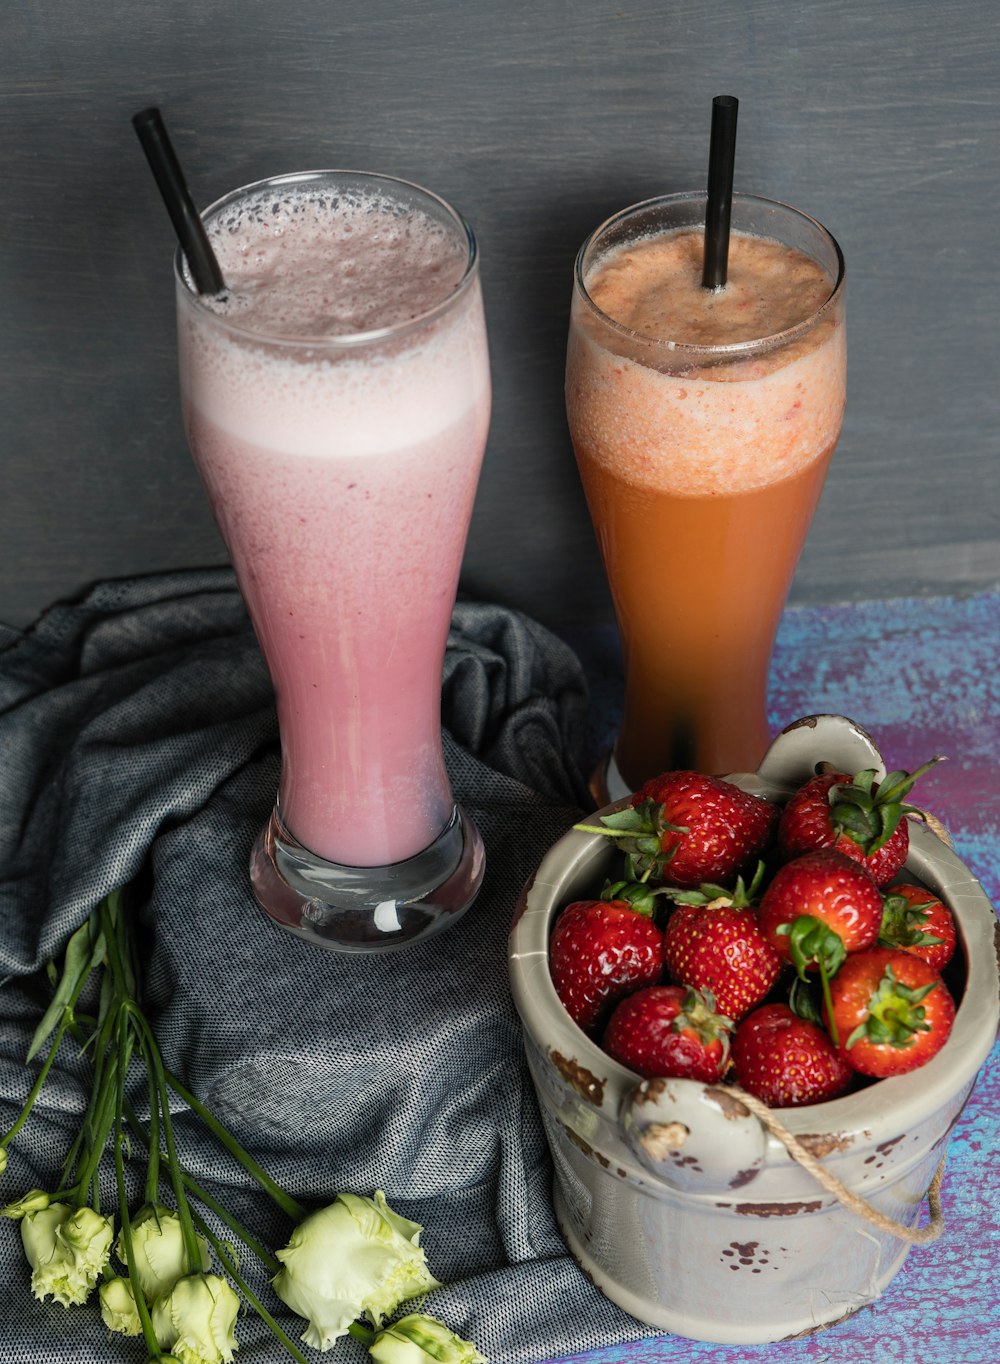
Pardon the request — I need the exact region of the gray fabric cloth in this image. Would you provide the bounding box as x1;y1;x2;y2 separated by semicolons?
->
0;568;655;1364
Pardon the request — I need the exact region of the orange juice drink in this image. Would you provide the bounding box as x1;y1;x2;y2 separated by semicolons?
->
566;193;845;788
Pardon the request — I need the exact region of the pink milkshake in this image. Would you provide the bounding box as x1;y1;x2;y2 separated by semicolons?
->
175;171;490;947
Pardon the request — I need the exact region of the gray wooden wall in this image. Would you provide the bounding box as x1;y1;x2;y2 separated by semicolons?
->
3;1;998;632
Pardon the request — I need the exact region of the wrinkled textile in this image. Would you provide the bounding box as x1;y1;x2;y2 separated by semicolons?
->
0;568;655;1364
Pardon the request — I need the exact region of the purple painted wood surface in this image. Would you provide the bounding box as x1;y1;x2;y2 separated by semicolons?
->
553;592;1000;1364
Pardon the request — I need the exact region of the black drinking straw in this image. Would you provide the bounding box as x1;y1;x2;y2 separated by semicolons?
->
701;94;739;290
131;106;226;295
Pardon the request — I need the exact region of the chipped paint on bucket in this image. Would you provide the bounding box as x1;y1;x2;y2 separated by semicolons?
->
508;714;1000;1344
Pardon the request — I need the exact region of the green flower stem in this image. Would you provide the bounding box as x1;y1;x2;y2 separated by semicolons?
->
1;914;113;1156
190;1209;312;1364
177;1169;281;1274
59;1010;117;1189
164;1071;306;1223
125;1004;203;1275
819;961;839;1049
100;890;134;1000
143;1086;161;1209
0;1009;74;1155
348;1322;377;1346
121;1103;281;1275
113;1019;161;1358
127;1029;162;1209
67;1018;128;1207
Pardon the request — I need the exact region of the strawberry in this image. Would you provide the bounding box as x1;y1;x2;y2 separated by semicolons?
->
824;947;956;1078
878;883;957;973
731;1003;854;1108
661;897;781;1020
548;881;665;1033
757;849;883;1045
758;849;883;969
577;770;777;889
776;759;942;887
602;984;732;1081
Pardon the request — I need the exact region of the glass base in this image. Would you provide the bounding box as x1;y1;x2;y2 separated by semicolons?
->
249;805;485;953
590;750;631;807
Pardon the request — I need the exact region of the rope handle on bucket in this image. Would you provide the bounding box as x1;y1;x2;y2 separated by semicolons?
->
724;1083;946;1245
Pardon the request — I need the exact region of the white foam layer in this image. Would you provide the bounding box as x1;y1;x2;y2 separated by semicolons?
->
178;182;488;458
179;300;488;458
567;320;846;496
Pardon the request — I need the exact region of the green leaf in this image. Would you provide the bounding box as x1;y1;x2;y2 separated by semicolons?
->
789;976;824;1026
832;785;875;812
788;915;847;982
832;804;877;840
868;803;904;855
874;769;913;804
26;912;106;1063
851;769;878;796
599;808;648;833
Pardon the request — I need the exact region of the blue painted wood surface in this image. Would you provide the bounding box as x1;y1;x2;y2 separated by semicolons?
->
554;592;1000;1364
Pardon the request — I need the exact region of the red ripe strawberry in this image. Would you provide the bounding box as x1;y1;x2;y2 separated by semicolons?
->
731;1003;854;1108
758;849;883;971
549;881;665;1033
757;849;883;1046
776;759;941;887
878;882;957;973
602;984;732;1081
662;898;781;1020
578;770;777;889
824;947;956;1078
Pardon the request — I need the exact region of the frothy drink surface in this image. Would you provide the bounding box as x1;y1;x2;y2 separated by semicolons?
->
587;229;832;346
203;187;468;337
179;183;490;866
570;229;844;499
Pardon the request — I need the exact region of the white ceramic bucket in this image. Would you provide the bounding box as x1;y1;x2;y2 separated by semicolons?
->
508;715;999;1344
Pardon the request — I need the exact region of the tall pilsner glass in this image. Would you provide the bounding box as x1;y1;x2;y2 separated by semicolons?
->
566;192;846;796
176;171;490;952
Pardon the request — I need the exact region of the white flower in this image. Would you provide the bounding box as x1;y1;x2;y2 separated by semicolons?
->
21;1203;114;1307
368;1313;487;1364
2;1188;51;1219
99;1276;143;1335
152;1272;240;1364
117;1203;210;1302
272;1191;441;1351
20;1204;71;1278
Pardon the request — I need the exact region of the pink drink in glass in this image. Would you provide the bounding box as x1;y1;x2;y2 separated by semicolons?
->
176;171;490;949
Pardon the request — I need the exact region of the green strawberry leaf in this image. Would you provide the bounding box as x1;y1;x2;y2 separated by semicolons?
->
601;879;667;918
831;802;878;842
846;963;937;1050
878;893;944;950
782;914;847;983
789;976;824;1026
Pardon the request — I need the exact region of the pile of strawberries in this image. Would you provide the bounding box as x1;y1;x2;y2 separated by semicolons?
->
548;757;958;1107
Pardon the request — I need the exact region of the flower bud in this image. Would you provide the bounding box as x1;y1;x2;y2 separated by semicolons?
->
151;1272;240;1364
369;1312;487;1364
2;1188;51;1219
117;1203;210;1302
99;1276;143;1336
272;1190;440;1350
